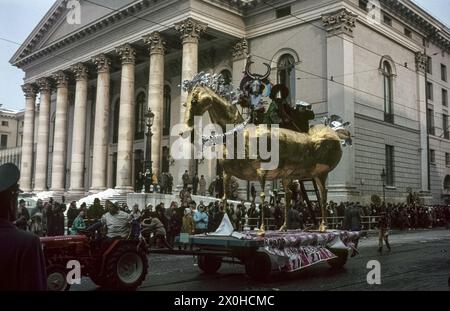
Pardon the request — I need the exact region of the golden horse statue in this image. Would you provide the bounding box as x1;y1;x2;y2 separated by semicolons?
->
183;86;351;233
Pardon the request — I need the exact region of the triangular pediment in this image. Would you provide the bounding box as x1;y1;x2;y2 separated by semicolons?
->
10;0;138;65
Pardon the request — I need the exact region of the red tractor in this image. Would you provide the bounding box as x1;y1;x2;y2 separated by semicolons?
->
40;233;149;291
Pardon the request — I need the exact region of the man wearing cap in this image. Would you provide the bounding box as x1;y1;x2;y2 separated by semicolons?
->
0;163;47;290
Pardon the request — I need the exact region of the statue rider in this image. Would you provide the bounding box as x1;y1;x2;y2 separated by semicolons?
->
295;100;315;133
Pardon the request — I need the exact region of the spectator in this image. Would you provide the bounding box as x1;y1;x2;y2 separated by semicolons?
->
250;183;256;202
182;170;190;189
167;172;174;194
141;212;171;249
192;173;199;195
199;175;207;196
67;201;79;234
181;208;195;235
193;204;209;235
14;199;30;231
168;208;182;246
70;210;86;235
131;204;141;220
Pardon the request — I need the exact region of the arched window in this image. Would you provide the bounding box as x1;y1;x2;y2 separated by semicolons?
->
277;54;296;101
135;92;146;140
220;69;232;86
163;86;171;136
444;175;450;190
382;60;394;122
112;99;120;144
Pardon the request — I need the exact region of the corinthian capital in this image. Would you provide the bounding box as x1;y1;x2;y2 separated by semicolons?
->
37;77;53;94
174;18;207;43
232;38;249;61
415;52;427;73
143;31;167;55
116;43;136;65
92;54;112;73
70;63;89;81
21;83;38;99
52;71;70;88
322;8;357;37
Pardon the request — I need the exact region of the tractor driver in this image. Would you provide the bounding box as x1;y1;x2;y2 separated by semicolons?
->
101;200;133;239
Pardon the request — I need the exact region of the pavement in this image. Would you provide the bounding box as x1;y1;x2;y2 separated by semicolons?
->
71;228;450;291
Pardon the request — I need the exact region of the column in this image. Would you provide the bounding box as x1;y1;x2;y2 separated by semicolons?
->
50;71;69;192
20;83;37;192
322;9;358;201
90;54;111;193
34;78;52;192
415;52;431;197
115;43;136;192
143;32;166;176
69;63;89;193
174;18;207;186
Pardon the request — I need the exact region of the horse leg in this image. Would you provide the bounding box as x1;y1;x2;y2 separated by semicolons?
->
279;178;291;231
314;173;328;232
222;171;231;210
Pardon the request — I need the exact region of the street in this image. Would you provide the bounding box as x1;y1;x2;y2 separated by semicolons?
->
72;229;450;291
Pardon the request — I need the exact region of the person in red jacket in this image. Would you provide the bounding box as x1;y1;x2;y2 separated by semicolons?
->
0;163;47;290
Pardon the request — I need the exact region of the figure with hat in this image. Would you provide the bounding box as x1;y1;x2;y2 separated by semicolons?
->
378;206;391;253
0;163;47;290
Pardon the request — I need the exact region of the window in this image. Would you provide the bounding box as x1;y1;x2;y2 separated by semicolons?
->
427;108;435;135
443;89;448;107
427;82;433;101
446;153;450;166
277;54;296;102
358;0;368;11
0;135;7;149
382;61;394;122
385;145;394;186
1;121;8;126
445;175;450;190
135;92;146;140
163;85;171;136
113;99;120;144
430;149;436;164
383;14;392;26
426;56;432;74
276;6;291;19
404;28;412;38
443;114;449;139
441;64;447;82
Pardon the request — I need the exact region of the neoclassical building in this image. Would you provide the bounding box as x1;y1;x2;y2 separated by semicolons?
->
9;0;450;204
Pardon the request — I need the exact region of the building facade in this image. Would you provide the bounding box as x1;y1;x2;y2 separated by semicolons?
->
0;105;24;169
9;0;450;203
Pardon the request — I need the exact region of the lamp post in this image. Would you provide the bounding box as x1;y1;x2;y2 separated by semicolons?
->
144;108;155;192
380;168;386;204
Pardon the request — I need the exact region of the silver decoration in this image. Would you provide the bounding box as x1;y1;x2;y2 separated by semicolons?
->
182;72;243;104
202;117;251;147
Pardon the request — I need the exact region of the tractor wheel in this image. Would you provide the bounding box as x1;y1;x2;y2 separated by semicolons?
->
46;265;71;291
104;243;148;291
327;249;348;269
245;252;271;281
197;255;222;274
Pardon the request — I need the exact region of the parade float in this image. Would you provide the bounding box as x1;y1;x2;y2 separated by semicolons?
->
154;57;360;280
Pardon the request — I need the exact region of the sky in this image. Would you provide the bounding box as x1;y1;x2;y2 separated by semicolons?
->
0;0;449;111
